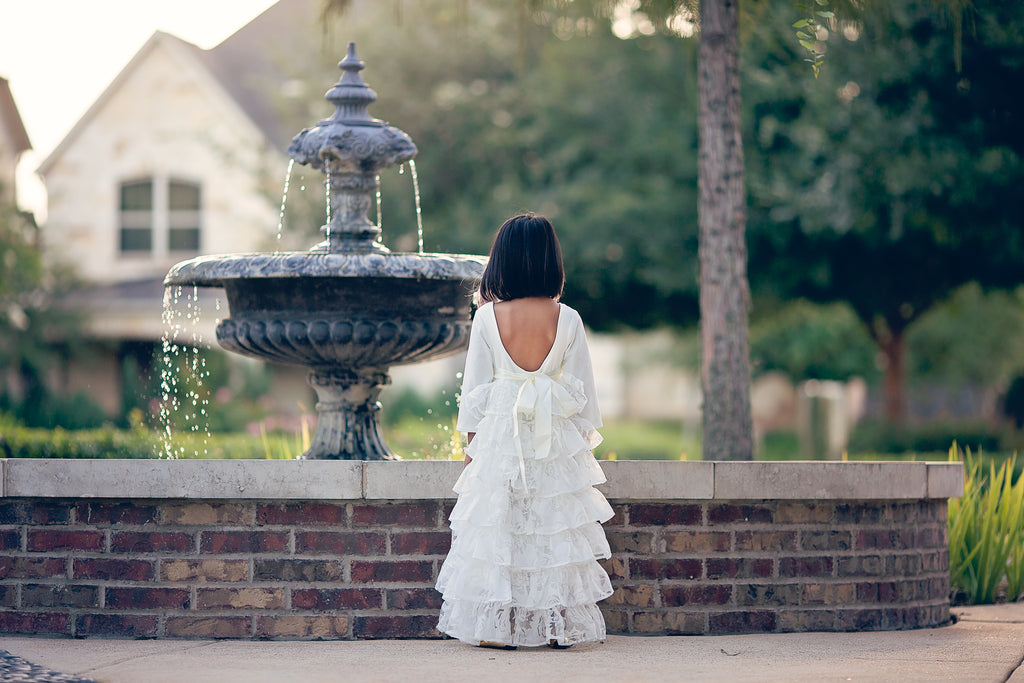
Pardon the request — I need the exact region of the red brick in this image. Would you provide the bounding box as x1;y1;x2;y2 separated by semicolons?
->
631;611;705;635
601;608;629;633
779;556;834;578
351;560;433;583
736;583;802;607
257;615;349;639
352;503;435;528
835;608;884;631
708;610;777;634
27;530;104;552
0;502;71;525
628;504;701;526
294;531;386;555
604;584;656;607
386;588;442;610
776;503;834;524
111;531;193;553
855;529;901;550
75;502;157;525
890;553;921;576
707;558;774;580
0;529;20;550
606;531;654;554
257;503;347;526
779;609;836;632
630;558;702;580
802;583;855;605
106;587;190;610
735;531;797;552
292;588;383;610
352;615;441;639
599;557;627;580
0;585;17;607
391;532;451;556
604;505;627;527
21;583;99;608
73;558;155;581
800;530;851;551
254;559;344;582
165;616;251;638
835;503;885;524
0;611;71;635
161;559;249;583
200;530;289;554
196;587;285;609
708;504;773;525
76;614;158;638
660;584;732;606
836;555;885;578
161;503;251;526
663;531;731;553
0;556;67;579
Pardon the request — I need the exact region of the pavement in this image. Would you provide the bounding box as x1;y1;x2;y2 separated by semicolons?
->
1;603;1022;683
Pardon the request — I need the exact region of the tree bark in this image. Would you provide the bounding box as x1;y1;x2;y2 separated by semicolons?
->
880;328;906;424
698;0;753;460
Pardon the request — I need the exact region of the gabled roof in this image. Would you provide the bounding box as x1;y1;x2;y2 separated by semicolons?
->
38;0;325;176
0;76;32;154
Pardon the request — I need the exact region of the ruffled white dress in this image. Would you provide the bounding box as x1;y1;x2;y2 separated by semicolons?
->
436;301;614;647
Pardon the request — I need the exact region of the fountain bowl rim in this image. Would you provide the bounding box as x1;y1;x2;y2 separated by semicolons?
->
164;251;487;288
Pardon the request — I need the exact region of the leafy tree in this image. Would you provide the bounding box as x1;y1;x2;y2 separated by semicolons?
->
746;0;1024;422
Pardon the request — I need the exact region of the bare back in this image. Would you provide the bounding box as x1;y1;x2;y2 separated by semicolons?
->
493;297;561;372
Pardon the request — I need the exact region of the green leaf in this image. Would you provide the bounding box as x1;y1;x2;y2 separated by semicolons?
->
816;10;835;18
799;39;817;52
815;0;828;5
796;31;813;40
792;19;811;28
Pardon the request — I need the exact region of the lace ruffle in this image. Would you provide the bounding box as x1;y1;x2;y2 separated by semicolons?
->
437;599;607;648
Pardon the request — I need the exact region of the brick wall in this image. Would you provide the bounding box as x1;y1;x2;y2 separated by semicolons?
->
0;496;949;639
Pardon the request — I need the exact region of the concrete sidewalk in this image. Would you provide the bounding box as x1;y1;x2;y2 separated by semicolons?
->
1;603;1022;682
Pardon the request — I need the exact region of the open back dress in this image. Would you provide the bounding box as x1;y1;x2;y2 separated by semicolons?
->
435;301;614;647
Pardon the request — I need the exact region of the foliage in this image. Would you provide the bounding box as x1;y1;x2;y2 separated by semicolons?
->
0;196;90;427
848;418;1008;456
948;446;1024;604
745;0;1024;419
749;299;876;381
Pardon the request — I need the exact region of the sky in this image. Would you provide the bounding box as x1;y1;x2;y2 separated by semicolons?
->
0;0;279;217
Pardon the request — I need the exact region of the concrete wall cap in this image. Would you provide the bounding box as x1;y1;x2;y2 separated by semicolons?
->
0;459;963;500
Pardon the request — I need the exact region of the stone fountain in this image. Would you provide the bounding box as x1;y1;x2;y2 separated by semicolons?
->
164;44;485;460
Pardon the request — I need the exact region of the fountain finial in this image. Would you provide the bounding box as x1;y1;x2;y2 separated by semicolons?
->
287;43;417;253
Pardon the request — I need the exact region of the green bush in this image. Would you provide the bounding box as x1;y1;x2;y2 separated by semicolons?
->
848;419;1006;456
948;445;1024;604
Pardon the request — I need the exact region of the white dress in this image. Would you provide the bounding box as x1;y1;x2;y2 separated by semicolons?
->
436;301;614;647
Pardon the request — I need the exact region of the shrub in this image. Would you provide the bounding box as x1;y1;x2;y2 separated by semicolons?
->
948;445;1024;604
848;419;1005;456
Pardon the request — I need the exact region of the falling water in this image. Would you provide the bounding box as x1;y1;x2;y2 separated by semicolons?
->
325;170;333;243
158;286;212;458
410;159;424;253
275;159;295;247
375;174;382;231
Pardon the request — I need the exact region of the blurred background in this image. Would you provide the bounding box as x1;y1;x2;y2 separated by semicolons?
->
1;0;1022;461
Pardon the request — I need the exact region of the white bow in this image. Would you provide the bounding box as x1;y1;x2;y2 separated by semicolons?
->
494;369;578;495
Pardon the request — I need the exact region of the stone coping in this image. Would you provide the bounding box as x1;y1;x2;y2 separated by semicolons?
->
0;459;963;501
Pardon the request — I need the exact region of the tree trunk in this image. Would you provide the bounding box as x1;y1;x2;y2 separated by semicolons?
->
698;0;753;460
880;329;906;424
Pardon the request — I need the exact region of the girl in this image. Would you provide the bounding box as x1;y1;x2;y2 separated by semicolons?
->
435;214;614;649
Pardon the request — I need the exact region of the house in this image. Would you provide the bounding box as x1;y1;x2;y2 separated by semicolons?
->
0;75;32;206
36;0;330;421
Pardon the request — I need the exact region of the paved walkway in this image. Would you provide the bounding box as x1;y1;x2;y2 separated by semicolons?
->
1;603;1022;682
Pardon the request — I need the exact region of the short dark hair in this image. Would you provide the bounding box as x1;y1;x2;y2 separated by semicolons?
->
478;213;564;303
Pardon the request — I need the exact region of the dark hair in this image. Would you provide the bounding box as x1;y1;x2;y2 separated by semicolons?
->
478;213;564;303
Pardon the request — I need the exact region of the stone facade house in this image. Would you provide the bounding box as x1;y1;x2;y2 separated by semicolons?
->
36;0;327;420
0;75;32;206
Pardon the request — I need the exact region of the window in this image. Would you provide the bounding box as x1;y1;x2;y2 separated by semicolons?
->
118;177;202;257
119;180;153;253
168;181;201;252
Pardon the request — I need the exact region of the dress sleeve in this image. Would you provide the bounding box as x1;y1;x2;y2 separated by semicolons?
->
563;311;603;429
455;307;494;434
